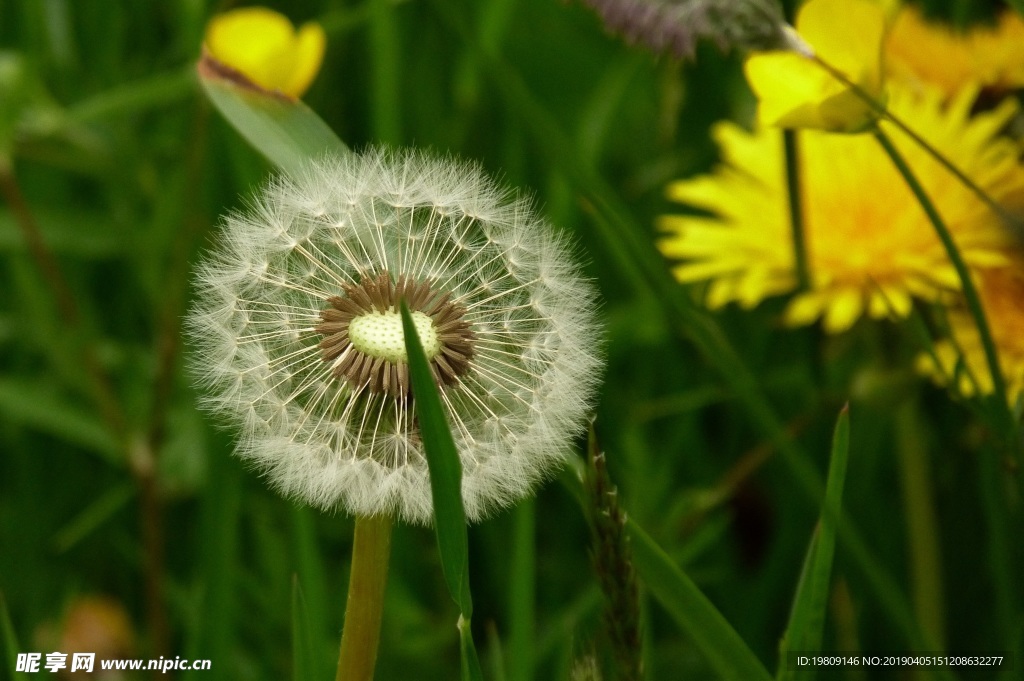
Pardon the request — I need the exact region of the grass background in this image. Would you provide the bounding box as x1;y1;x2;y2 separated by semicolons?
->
1;0;1021;679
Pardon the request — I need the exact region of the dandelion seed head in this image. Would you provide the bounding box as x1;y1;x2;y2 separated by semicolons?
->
188;148;603;524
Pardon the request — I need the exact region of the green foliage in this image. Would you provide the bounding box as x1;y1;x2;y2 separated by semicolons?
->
1;1;1021;680
777;405;849;681
402;301;483;681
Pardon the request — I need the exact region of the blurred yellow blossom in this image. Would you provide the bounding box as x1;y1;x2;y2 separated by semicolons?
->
918;254;1024;407
886;7;1024;98
657;86;1024;333
744;0;886;132
204;7;325;98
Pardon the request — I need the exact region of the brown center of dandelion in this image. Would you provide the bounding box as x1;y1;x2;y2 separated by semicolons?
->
315;271;476;397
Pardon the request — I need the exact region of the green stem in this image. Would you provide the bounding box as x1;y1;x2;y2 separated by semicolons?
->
978;444;1017;655
895;399;945;649
337;514;394;681
0;162;127;442
873;129;1012;432
370;0;401;145
507;499;535;681
783;130;811;291
811;55;1022;236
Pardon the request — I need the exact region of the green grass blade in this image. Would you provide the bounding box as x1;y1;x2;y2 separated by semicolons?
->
778;404;850;681
292;576;318;681
507;500;535;681
400;301;472;617
1;592;29;681
0;377;120;464
460;615;485;681
197;54;349;176
874;130;1014;441
291;507;333;679
628;518;772;681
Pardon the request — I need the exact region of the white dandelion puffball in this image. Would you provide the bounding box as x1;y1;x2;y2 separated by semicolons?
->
188;149;603;524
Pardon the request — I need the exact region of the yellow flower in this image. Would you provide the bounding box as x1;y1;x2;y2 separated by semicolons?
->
204;7;325;98
917;254;1024;408
657;86;1024;333
744;0;886;132
886;7;1024;98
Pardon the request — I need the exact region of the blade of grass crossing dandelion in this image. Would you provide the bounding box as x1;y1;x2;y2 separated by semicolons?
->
777;405;849;681
401;302;484;681
461;616;485;681
197;58;349;177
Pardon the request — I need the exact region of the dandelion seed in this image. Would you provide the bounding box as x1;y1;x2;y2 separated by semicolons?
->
188;149;603;524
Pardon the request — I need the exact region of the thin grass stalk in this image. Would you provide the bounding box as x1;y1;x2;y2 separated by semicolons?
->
783;130;811;291
0;164;127;442
978;444;1019;656
811;55;1022;235
895;399;945;649
873;129;1013;433
146;100;210;458
586;434;643;681
337;514;394;681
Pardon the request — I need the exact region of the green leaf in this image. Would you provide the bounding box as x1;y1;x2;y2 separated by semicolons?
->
777;404;850;681
197;55;349;177
628;518;772;681
400;301;472;617
291;576;317;681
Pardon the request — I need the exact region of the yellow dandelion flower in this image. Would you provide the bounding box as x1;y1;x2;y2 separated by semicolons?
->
744;0;886;132
657;86;1024;333
204;7;325;98
917;254;1024;407
886;7;1024;98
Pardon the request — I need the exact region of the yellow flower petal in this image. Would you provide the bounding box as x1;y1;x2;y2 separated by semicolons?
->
785;291;828;326
204;7;324;98
745;0;885;132
919;256;1024;407
822;288;863;332
887;7;1024;98
658;85;1024;334
282;23;327;98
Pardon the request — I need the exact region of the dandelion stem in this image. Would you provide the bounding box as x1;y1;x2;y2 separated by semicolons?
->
783;130;811;291
874;130;1013;434
337;513;394;681
810;55;1023;236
